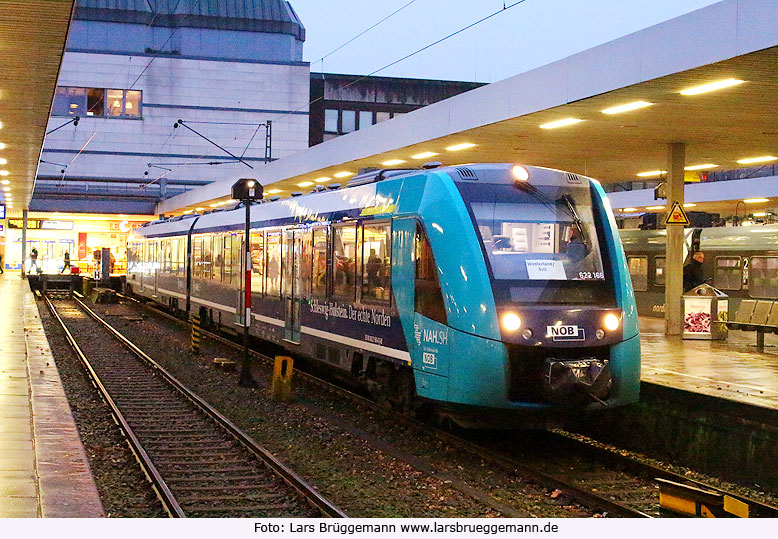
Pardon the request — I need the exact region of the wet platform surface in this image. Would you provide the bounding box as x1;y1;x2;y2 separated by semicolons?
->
0;274;103;518
640;317;778;410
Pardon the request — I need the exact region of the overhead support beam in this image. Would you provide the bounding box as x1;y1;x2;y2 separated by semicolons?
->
665;142;686;336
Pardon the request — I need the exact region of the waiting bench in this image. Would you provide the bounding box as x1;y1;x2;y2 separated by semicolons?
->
727;299;778;350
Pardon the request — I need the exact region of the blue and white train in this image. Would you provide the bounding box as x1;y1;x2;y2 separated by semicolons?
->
127;163;641;426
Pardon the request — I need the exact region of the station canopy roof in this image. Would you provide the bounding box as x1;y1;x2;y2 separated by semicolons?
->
0;1;75;214
154;0;778;215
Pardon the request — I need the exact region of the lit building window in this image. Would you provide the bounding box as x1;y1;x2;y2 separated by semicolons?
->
52;86;141;119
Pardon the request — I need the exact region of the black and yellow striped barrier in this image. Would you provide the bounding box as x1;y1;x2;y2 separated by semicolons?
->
271;355;294;402
190;313;201;353
658;478;749;517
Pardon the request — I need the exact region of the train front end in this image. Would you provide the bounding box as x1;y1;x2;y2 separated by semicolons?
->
406;164;640;426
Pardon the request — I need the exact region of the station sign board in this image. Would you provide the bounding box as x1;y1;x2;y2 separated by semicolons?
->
0;203;4;219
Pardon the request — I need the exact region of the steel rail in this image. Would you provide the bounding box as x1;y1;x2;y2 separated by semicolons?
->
42;293;185;518
72;293;346;518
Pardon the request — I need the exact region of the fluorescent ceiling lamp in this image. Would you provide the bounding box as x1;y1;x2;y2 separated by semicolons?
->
646;206;665;210
0;158;6;165
298;181;314;187
683;203;697;208
411;152;438;159
684;164;717;171
267;189;282;194
314;176;331;183
636;170;666;177
333;171;354;178
539;118;583;129
183;210;193;214
753;212;768;217
0;143;5;149
209;203;219;207
446;143;476;151
0;170;8;176
737;156;777;164
382;159;405;166
195;207;204;211
680;78;744;95
622;208;638;212
743;198;769;203
601;101;653;114
0;180;8;185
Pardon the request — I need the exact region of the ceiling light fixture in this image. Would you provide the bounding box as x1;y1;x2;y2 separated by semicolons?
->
684;164;718;171
195;207;204;211
412;151;439;160
382;159;405;166
314;176;331;183
0;170;8;176
446;143;476;151
601;101;654;114
646;206;665;210
636;170;666;177
622;208;638;212
298;181;314;187
680;78;744;95
743;198;769;203
737;156;778;164
333;172;354;178
0;180;8;185
539;118;583;129
0;158;6;165
0;143;5;149
683;203;697;208
267;189;282;194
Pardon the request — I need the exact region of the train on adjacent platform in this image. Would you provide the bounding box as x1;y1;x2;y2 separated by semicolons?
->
620;225;778;317
127;163;641;427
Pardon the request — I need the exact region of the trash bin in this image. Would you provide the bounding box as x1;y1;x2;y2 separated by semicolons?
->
683;284;728;340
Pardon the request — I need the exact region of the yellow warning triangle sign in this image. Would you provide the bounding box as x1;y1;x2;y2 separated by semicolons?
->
665;200;690;225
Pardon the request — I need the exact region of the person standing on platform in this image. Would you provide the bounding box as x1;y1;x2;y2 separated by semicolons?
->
30;247;39;273
61;251;71;274
0;252;4;274
683;251;705;292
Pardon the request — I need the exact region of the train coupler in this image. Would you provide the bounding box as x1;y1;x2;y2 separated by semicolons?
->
543;358;611;405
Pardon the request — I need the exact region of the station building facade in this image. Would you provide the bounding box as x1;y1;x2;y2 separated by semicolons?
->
6;0;310;272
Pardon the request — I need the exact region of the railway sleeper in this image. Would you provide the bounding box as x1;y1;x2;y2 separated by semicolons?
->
174;483;278;492
185;503;298;514
165;475;274;484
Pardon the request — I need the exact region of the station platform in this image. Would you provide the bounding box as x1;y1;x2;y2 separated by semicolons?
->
639;317;778;410
0;274;103;518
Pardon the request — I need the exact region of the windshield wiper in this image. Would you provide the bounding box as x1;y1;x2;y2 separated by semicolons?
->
512;180;590;253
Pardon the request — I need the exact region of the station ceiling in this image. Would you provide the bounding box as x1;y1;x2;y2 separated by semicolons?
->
0;1;75;214
272;47;778;190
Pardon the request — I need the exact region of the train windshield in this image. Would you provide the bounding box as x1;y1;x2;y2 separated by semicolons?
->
458;181;607;285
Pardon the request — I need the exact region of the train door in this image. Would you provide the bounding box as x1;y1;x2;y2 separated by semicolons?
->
283;228;302;343
152;240;159;297
234;232;246;326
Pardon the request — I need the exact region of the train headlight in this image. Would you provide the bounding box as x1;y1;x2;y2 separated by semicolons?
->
603;313;621;331
501;313;522;331
512;165;530;182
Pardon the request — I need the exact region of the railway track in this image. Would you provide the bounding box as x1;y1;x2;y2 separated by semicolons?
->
118;293;778;518
43;292;345;519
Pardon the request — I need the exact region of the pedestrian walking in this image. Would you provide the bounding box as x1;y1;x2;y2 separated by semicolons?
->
61;251;71;274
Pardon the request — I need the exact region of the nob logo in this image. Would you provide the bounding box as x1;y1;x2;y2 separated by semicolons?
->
546;325;585;341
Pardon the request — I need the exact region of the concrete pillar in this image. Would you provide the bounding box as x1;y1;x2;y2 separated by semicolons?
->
665;142;686;335
21;209;28;278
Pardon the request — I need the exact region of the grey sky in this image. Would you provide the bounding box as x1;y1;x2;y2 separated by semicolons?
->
292;0;722;82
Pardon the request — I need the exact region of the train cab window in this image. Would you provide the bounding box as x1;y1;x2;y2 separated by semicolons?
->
414;225;447;325
266;230;282;297
361;223;391;304
655;256;665;286
627;256;648;292
749;256;778;299
202;235;212;280
332;224;357;300
311;227;328;297
214;235;224;282
714;256;742;291
250;231;265;294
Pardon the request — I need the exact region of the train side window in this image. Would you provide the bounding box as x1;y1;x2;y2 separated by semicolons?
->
178;237;186;276
266;230;282;297
414;225;447;325
311;227;328;297
214;235;224;282
332;223;357;300
362;222;391;304
714;256;742;291
202;234;212;280
250;230;264;294
748;256;778;299
224;234;234;285
655;256;665;286
192;235;202;278
627;256;648;292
